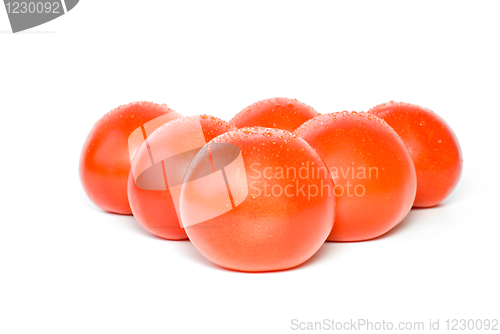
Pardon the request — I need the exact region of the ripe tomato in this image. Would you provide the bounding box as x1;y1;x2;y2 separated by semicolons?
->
295;112;417;242
127;115;236;240
80;101;182;214
180;127;335;272
230;97;319;132
368;101;462;207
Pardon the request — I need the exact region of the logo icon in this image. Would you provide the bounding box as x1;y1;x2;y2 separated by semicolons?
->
128;115;249;228
3;0;79;33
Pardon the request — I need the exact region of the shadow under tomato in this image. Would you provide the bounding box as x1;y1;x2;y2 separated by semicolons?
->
321;203;446;244
90;204;227;271
97;206;227;270
118;215;159;239
293;242;339;270
377;203;444;240
170;237;341;274
173;239;232;272
208;241;341;274
412;202;447;210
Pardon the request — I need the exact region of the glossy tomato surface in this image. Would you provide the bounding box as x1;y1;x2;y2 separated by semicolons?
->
368;101;462;207
230;97;319;132
128;115;236;240
80;101;182;214
180;127;335;272
295;112;417;242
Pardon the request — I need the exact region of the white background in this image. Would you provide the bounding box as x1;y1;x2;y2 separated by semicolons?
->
1;1;499;333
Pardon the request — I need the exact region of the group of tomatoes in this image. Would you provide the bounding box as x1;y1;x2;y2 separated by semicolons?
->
80;98;462;272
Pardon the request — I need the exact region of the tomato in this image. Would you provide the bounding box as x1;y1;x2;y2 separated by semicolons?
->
179;127;335;272
367;102;462;207
127;115;236;240
230;97;319;132
295;111;417;242
80;101;182;214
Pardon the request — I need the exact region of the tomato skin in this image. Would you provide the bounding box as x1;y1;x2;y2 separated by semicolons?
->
295;112;417;242
230;97;319;132
181;127;335;272
127;115;236;240
80;102;182;215
368;102;462;207
128;181;186;239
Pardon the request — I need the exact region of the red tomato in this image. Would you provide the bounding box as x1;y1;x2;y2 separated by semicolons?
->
230;97;319;132
295;112;417;242
368;102;462;207
180;127;335;272
80;101;182;214
127;115;236;240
